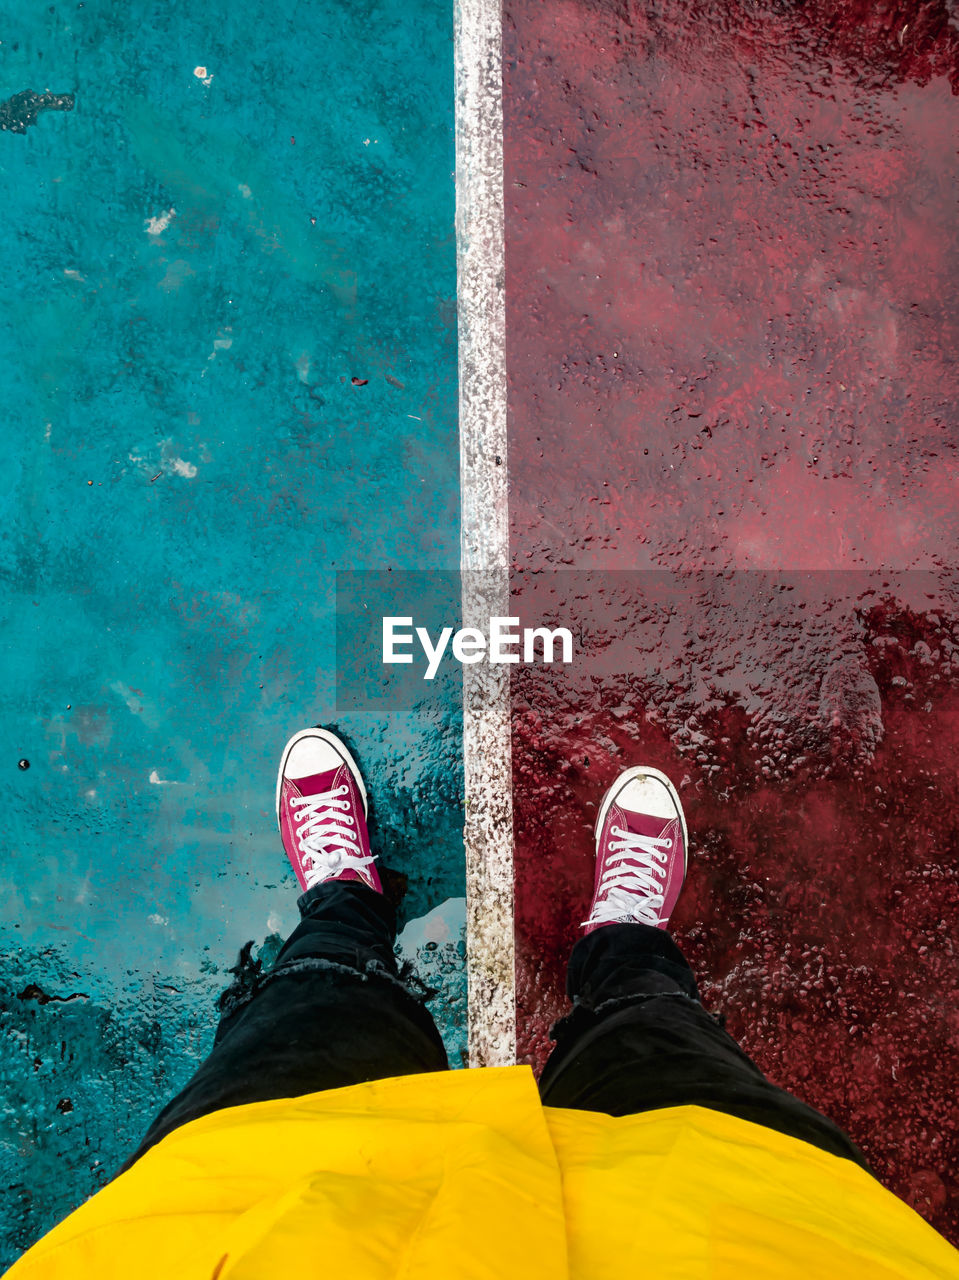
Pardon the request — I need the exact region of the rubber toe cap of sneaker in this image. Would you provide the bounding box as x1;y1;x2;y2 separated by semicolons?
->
285;733;345;780
614;773;679;821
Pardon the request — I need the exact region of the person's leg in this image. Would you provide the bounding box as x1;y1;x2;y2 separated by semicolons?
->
124;880;448;1169
122;728;449;1170
538;765;872;1172
538;922;871;1168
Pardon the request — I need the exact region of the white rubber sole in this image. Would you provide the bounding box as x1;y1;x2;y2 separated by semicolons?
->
593;765;689;875
274;727;370;831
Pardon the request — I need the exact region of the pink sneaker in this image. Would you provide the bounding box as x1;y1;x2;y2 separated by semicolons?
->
275;728;381;893
584;766;688;932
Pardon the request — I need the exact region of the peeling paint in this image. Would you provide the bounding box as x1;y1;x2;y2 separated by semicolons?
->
144;208;176;237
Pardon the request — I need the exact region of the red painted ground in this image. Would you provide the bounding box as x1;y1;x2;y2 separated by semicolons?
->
504;0;959;1243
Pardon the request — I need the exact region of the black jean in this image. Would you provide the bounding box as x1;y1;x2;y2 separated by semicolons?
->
124;882;870;1173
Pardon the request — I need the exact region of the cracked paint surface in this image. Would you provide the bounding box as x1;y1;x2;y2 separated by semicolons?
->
505;0;959;1245
0;0;460;1266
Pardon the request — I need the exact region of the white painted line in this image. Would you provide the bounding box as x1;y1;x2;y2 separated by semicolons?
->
454;0;514;1067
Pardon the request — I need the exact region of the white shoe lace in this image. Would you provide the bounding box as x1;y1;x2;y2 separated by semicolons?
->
584;824;673;927
289;785;376;889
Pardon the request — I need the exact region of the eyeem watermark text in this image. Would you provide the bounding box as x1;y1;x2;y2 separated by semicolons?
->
383;616;574;680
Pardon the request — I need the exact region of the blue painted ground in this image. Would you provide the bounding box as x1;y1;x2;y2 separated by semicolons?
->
0;0;461;1265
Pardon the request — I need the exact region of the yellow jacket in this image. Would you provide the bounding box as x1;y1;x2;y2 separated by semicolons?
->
7;1066;958;1279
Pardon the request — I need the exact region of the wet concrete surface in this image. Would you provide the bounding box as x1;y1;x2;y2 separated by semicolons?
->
3;0;958;1262
0;0;461;1266
505;0;959;1243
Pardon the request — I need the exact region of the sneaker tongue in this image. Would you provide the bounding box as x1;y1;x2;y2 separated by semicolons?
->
291;766;342;795
617;806;676;842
